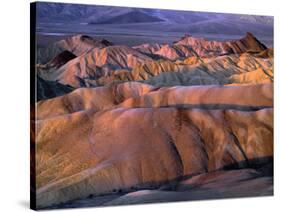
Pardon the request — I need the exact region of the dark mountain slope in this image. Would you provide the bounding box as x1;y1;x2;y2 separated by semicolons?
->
90;10;164;24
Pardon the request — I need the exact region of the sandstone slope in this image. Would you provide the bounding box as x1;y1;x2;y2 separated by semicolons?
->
36;83;272;120
35;106;273;208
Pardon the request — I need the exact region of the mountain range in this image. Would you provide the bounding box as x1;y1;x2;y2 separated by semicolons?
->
36;2;273;47
37;33;273;94
34;5;274;209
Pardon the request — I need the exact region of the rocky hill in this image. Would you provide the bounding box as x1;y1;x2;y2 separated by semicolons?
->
35;91;273;207
37;34;113;64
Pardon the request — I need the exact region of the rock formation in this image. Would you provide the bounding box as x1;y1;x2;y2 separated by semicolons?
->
34;32;274;209
35;105;273;208
174;32;267;56
37;34;113;64
37;33;272;90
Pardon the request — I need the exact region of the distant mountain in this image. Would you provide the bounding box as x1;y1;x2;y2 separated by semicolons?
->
36;2;273;26
36;2;273;47
36;2;100;22
238;15;274;24
90;10;164;24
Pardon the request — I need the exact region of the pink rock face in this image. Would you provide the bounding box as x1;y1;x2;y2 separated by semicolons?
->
35;106;273;208
133;33;267;61
119;83;273;109
36;82;155;120
81;45;151;69
133;43;162;55
36;83;272;120
39;45;152;88
56;34;113;56
154;45;184;60
174;32;267;56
